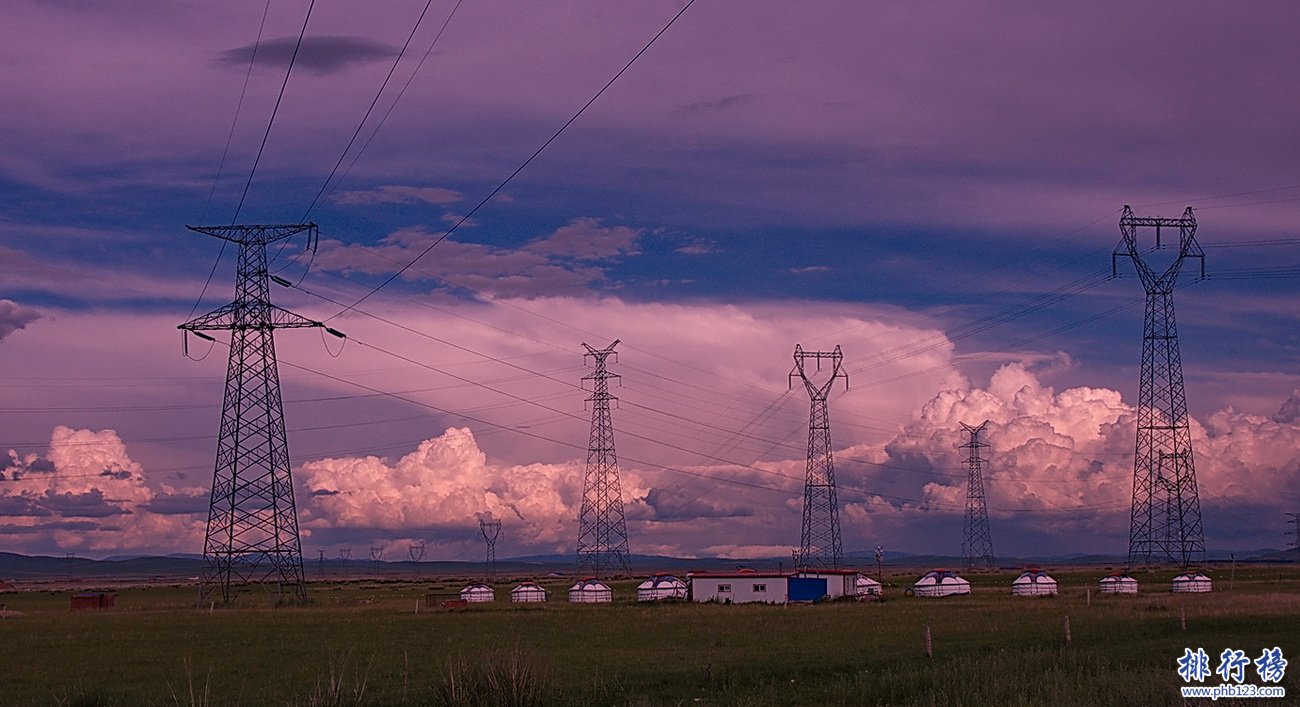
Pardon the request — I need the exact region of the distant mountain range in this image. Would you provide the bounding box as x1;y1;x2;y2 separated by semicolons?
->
2;547;1293;581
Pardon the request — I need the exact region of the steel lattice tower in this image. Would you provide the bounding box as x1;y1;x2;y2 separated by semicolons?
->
480;518;501;581
790;344;848;570
180;223;329;604
576;340;631;575
1113;205;1206;569
960;420;994;569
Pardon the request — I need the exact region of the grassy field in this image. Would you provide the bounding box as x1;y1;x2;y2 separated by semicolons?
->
0;566;1296;705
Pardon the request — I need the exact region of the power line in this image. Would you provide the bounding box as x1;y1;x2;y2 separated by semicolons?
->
231;0;317;224
323;0;699;322
309;0;468;216
302;0;440;219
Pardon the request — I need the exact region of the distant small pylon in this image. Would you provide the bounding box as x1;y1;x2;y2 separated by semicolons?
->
480;518;502;582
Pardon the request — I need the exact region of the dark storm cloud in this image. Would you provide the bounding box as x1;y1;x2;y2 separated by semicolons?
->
218;35;396;75
40;489;131;518
141;493;209;516
640;487;753;520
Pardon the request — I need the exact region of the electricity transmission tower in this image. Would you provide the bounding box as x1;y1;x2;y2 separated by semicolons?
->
180;223;340;604
960;421;994;570
1113;205;1206;569
1287;513;1300;561
370;545;384;562
576;340;631;576
790;344;848;570
480;519;502;581
408;540;425;578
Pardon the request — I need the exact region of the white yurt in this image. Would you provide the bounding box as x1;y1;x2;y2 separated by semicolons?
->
1171;571;1213;593
852;574;883;598
1011;569;1058;597
912;569;971;598
510;581;549;603
459;582;495;603
1098;572;1139;595
636;574;687;601
568;578;613;603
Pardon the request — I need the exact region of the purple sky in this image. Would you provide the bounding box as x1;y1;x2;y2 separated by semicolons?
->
2;0;1299;562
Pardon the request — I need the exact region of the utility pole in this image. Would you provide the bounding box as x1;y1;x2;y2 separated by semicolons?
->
790;344;848;570
1113;205;1206;570
576;340;631;576
180;223;342;605
480;518;502;582
960;421;994;570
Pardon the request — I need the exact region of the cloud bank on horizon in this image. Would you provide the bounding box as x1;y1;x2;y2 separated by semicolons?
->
1;1;1299;559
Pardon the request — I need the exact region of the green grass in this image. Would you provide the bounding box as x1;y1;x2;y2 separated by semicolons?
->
0;568;1296;705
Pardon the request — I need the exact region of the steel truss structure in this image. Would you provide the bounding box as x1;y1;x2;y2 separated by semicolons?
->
960;420;994;569
180;223;328;604
790;344;848;570
1113;205;1206;569
576;340;631;575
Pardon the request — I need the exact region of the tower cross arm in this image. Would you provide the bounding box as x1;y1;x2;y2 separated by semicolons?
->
186;223;317;245
179;302;325;332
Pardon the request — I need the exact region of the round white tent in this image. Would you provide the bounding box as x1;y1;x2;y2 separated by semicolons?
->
459;582;495;603
1171;571;1212;593
636;574;687;601
912;569;971;598
510;582;548;603
1011;569;1058;597
568;578;613;603
851;574;883;598
1098;573;1139;595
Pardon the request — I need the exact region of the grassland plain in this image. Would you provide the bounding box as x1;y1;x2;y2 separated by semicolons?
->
0;567;1296;706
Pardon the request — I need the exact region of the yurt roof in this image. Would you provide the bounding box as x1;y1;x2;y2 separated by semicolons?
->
571;578;611;591
513;581;544;589
1014;570;1055;582
854;574;882;586
638;574;685;589
1173;571;1211;580
917;569;967;583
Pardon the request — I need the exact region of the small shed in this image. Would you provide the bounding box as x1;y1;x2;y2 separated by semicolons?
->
1171;571;1212;593
70;592;115;610
912;569;971;598
636;574;687;601
0;580;16;593
1011;569;1058;597
459;582;495;603
510;582;548;603
688;570;790;604
568;578;613;603
851;573;883;598
1098;572;1139;595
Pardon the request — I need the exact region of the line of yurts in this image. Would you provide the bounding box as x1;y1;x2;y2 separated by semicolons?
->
455;568;1214;604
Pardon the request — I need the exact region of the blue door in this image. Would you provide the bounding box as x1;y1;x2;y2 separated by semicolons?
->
788;577;827;602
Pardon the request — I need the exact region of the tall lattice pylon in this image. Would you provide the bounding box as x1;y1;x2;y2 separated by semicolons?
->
480;518;502;581
790;344;848;570
960;421;994;569
180;223;334;604
576;340;631;575
1113;205;1206;569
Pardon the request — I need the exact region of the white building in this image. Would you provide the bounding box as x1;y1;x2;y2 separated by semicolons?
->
636;574;687;601
510;582;548;603
687;569;863;603
459;582;495;603
1011;569;1058;597
912;569;971;597
1171;571;1212;593
568;578;613;603
1098;573;1139;594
